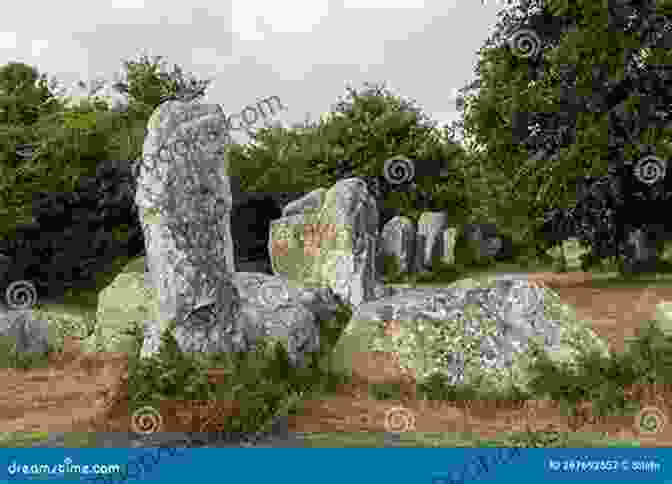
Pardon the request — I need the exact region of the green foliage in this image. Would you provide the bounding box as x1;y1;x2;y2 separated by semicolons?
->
452;229;484;268
379;253;403;282
117;53;212;115
455;0;672;249
0;333;56;370
522;317;672;422
0;62;64;127
122;301;354;436
227;81;473;222
419;255;468;284
0;54;212;240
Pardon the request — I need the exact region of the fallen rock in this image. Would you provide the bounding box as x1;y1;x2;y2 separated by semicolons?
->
85;256;346;368
328;276;611;397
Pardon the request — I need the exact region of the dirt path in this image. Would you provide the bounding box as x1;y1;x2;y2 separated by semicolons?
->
2;271;672;447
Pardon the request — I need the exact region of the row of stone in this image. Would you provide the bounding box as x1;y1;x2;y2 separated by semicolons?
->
271;189;511;280
377;215;506;275
0;100;618;411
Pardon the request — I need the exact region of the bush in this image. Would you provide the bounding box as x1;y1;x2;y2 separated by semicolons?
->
379;253;403;282
122;301;354;437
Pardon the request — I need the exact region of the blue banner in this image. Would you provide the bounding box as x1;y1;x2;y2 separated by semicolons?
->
1;447;669;483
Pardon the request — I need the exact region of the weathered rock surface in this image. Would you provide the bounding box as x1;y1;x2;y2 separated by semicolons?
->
0;310;52;356
416;212;449;271
134;101;236;359
269;178;381;307
84;256;346;368
379;216;416;275
268;212;320;280
281;188;327;217
329;276;611;396
81;269;158;356
461;223;511;261
0;299;94;359
442;227;459;266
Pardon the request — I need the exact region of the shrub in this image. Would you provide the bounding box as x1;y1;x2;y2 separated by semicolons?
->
123;300;354;437
379;253;403;282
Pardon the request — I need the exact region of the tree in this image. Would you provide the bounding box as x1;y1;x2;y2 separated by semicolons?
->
456;0;672;269
113;52;213;119
0;62;65;127
0;54;214;238
227;81;471;225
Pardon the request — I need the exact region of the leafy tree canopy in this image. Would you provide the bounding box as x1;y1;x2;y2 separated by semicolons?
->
227;81;471;222
456;0;672;252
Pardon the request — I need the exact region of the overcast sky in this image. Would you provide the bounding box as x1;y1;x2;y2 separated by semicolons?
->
1;0;510;146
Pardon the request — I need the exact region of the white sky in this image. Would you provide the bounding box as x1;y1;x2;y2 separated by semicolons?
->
0;0;511;146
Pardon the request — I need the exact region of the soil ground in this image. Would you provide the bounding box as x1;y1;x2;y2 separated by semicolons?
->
2;271;672;447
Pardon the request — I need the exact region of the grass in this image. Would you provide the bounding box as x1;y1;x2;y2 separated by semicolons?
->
2;241;672;448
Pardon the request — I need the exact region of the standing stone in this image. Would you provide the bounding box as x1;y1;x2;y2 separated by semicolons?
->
282;188;327;217
269;178;383;306
268;211;320;279
134;101;236;358
462;223;499;261
416;211;449;271
379;216;416;274
623;227;659;272
309;178;379;307
630;228;657;262
482;237;503;258
442;227;459;266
